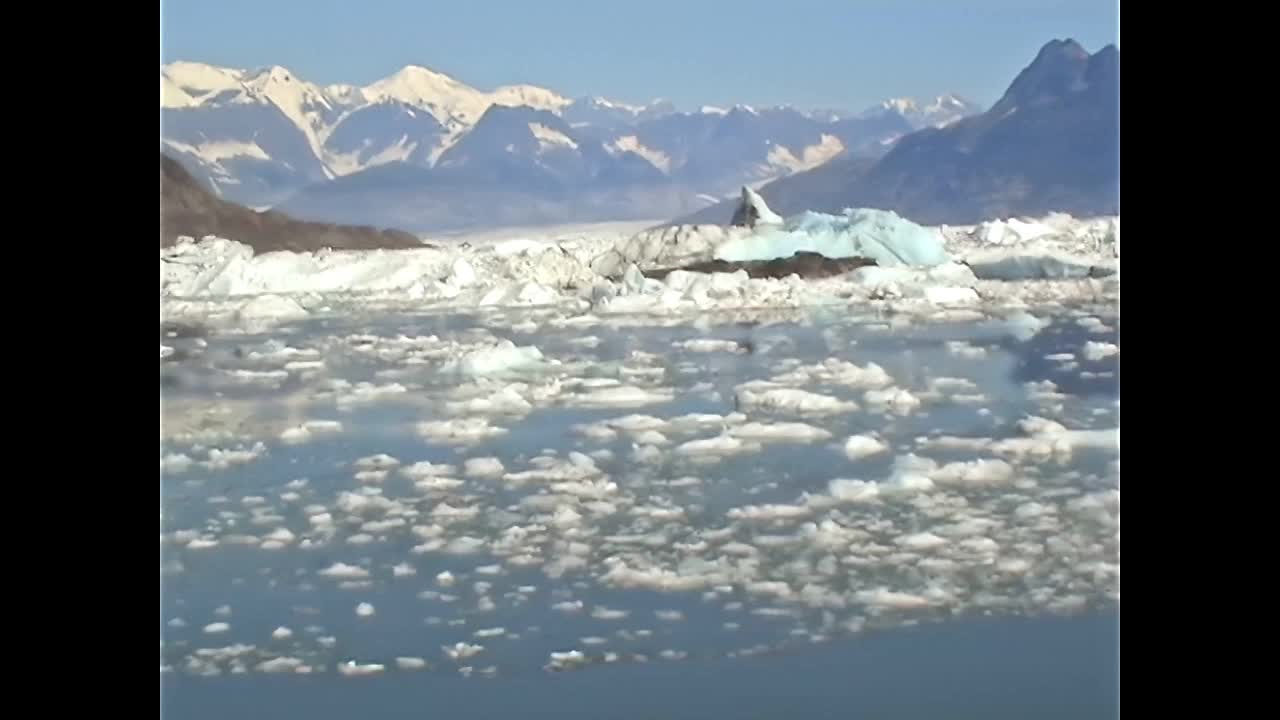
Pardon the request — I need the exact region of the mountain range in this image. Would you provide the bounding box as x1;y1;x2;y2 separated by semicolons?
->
679;39;1120;226
160;61;979;232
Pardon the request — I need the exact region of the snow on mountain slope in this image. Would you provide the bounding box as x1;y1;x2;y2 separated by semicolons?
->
529;122;579;152
322;99;448;174
240;66;341;174
491;85;573;113
862;93;981;130
161;74;196;109
604;135;671;174
163;139;272;163
162;61;245;98
765;134;846;173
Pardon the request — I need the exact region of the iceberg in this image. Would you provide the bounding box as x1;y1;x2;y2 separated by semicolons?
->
729;186;784;228
714;208;950;268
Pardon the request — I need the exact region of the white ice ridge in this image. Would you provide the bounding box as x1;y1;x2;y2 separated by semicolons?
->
162;209;1116;330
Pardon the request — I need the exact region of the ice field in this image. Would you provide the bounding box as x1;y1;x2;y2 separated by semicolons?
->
161;207;1119;717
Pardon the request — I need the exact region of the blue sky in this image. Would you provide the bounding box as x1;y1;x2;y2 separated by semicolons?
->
160;0;1118;112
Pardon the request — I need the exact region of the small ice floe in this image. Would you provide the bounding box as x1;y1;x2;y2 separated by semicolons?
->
337;660;385;677
443;642;484;661
396;657;428;671
844;434;889;460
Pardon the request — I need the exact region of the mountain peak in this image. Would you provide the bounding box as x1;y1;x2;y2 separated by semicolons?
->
247;65;298;84
992;38;1101;113
1037;38;1091;62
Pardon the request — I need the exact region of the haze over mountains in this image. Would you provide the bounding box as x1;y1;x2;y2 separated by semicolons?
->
160;60;979;233
680;39;1120;227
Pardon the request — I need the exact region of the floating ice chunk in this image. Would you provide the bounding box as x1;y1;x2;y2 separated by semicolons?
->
279;420;344;445
161;453;194;473
1083;341;1120;361
931;459;1015;487
716;208;949;268
827;479;880;503
354;454;400;470
464;457;505;478
545;650;588;672
417;418;508;444
396;657;428;671
262;528;295;546
431;502;480;520
335;382;408;408
203;622;230;634
882;472;934;494
1003;311;1048;341
676;434;763;456
896;532;949;551
855;588;932;610
655;610;685;622
729;422;832;443
946;341;987;359
271;626;293;640
844;434;889;460
355;602;375;617
735;387;857;415
436;571;457;587
727;503;813;520
392;562;416;577
402;461;459;480
675;338;746;353
443;642;484;661
564;386;675;408
442;341;546;378
318;563;369;580
591;606;630;620
354;470;389;484
633;430;670;446
338;660;385;677
473;627;506;638
256;657;304;674
203;443;267;470
863;387;922;412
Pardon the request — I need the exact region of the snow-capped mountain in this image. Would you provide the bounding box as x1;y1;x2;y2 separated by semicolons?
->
862;93;980;129
159;60;981;230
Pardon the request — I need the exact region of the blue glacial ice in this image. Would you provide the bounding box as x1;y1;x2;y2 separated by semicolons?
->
713;208;951;268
